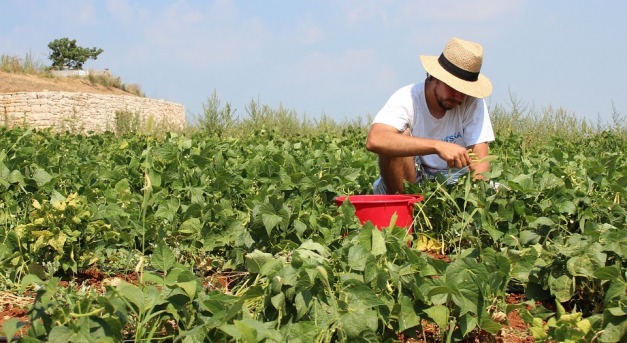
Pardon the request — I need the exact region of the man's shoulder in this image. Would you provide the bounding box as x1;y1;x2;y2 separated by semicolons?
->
462;95;484;105
407;82;424;93
457;96;486;113
390;82;424;100
390;83;417;94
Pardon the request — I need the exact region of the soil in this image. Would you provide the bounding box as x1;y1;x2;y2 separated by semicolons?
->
0;70;137;96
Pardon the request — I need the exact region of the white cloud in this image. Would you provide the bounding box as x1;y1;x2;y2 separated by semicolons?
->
106;0;134;23
296;19;324;45
277;47;394;118
335;0;522;30
76;2;98;24
292;48;377;83
344;3;391;28
397;0;523;22
109;1;268;68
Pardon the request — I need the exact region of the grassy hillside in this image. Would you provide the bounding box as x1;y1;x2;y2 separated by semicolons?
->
1;53;143;96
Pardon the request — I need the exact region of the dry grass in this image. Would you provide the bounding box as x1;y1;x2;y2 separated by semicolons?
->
1;53;49;76
0;290;33;308
1;53;143;96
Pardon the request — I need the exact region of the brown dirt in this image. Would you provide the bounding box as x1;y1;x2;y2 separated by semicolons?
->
0;291;31;338
402;294;534;343
0;70;137;96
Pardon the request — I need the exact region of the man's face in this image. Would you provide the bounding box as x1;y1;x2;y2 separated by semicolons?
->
434;80;466;111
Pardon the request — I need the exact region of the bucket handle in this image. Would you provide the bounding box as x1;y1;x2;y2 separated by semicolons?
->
407;194;424;204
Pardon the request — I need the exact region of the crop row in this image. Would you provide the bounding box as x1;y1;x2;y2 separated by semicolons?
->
0;126;625;342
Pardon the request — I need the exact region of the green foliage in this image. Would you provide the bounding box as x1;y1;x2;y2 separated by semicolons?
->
47;37;103;70
191;90;237;136
13;192;115;274
490;93;626;146
189;93;371;139
114;110;143;135
0;103;625;341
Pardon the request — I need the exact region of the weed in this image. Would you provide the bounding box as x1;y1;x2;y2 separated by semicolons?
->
56;107;86;134
0;52;47;74
115;109;142;135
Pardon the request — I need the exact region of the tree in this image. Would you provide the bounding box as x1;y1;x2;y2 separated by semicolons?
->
48;37;104;70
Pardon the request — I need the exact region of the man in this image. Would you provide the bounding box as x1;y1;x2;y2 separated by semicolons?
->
366;37;494;195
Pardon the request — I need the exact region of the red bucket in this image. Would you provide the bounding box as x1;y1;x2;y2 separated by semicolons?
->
335;194;424;232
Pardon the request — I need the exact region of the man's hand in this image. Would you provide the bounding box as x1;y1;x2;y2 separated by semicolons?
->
435;141;472;169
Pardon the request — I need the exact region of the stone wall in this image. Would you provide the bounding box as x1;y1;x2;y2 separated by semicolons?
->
0;91;186;134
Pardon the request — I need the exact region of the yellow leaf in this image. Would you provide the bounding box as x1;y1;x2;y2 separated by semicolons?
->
49;233;67;254
415;235;442;251
470;155;499;166
14;225;26;238
577;319;591;334
67;193;79;208
52;201;67;211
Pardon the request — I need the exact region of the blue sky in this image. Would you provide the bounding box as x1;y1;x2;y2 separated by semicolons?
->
2;0;626;125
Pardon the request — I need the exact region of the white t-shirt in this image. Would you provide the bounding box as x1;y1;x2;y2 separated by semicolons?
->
372;82;494;177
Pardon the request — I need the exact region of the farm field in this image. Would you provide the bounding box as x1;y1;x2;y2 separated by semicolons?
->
0;107;625;342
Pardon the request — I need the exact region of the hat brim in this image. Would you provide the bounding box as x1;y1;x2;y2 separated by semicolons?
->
420;55;492;98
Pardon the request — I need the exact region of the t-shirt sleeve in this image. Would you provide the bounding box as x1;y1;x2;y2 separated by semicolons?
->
463;98;494;146
371;86;413;132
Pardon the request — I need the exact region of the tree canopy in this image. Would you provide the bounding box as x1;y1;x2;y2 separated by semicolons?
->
48;37;104;70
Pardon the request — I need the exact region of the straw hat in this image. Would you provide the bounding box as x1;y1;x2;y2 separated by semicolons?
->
419;37;492;98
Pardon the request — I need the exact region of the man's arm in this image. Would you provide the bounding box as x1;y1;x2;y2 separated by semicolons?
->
467;142;490;180
366;123;473;169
